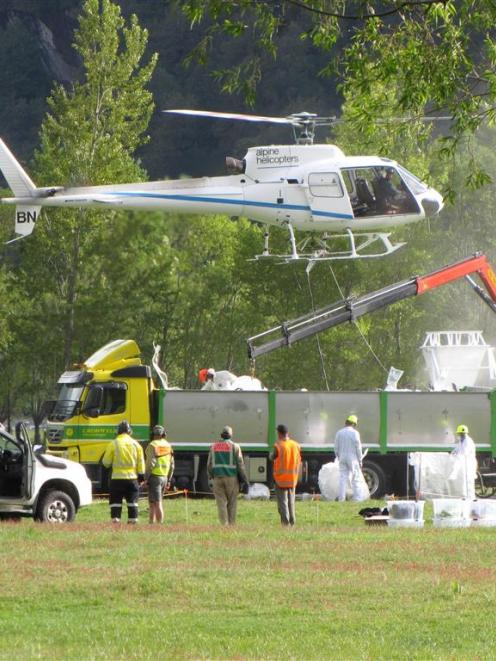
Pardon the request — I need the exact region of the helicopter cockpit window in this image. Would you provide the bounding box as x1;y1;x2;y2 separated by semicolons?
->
308;172;344;198
342;167;420;217
396;165;429;195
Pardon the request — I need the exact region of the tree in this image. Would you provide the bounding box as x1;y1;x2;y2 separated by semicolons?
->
25;0;157;359
10;0;157;434
179;1;496;187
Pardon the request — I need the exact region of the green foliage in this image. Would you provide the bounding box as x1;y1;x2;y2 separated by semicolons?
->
4;0;157;425
179;0;496;185
35;0;157;186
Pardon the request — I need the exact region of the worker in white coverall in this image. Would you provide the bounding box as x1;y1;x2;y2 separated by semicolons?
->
334;414;365;501
451;424;477;500
201;368;217;391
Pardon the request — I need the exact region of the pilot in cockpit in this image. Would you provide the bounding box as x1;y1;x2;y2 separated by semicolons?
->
374;168;404;213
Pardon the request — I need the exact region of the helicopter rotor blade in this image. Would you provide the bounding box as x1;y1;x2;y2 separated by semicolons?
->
163;109;292;124
163;109;451;128
374;116;452;124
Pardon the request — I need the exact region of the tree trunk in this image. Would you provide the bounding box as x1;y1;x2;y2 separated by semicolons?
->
63;222;81;367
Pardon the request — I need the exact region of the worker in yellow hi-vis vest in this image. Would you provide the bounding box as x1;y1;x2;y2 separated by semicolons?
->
102;420;145;524
143;425;175;524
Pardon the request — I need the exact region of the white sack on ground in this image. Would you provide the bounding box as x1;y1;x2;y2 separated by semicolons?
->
244;483;270;500
318;461;341;501
318;460;369;501
409;452;471;499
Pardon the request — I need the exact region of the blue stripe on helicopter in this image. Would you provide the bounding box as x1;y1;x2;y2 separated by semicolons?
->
109;191;354;220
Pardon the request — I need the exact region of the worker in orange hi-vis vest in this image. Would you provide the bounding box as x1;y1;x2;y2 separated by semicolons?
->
270;424;302;526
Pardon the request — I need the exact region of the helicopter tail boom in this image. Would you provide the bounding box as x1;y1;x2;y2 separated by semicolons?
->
0;139;42;238
0;138;37;198
0;140;40;238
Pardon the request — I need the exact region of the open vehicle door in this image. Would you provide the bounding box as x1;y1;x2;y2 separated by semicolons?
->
15;422;35;500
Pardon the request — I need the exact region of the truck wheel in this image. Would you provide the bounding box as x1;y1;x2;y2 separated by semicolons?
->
35;490;76;523
475;472;496;499
196;463;213;494
362;461;387;499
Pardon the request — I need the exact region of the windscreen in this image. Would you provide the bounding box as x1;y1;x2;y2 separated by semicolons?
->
342;166;420;217
396;165;429;195
49;384;85;421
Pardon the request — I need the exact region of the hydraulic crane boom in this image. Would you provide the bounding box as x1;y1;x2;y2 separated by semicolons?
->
247;252;496;359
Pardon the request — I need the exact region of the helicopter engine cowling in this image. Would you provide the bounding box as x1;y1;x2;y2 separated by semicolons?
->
421;194;443;217
225;157;245;174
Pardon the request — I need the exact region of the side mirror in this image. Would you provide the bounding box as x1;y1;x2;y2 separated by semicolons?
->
15;421;24;443
15;421;30;447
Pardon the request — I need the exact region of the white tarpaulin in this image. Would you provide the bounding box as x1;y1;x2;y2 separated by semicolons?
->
409;452;475;500
202;371;266;391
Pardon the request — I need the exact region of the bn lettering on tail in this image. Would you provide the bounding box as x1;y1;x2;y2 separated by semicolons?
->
0;139;40;240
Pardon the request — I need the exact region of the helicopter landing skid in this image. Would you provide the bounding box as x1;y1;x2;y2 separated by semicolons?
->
252;229;406;264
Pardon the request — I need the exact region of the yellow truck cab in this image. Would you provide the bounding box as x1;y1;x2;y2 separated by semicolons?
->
47;340;153;489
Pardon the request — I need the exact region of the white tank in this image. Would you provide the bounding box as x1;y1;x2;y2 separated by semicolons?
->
421;331;496;391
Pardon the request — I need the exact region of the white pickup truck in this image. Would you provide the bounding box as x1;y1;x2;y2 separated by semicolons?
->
0;423;92;522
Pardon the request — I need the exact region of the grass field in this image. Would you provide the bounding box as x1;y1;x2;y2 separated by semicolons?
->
0;496;495;660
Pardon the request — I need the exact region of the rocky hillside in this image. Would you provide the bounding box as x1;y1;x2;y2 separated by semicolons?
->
1;0;340;179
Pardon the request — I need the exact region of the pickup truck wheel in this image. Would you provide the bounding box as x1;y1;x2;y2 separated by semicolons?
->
362;461;387;499
35;490;76;523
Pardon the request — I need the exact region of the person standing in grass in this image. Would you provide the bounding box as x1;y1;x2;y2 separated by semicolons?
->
451;424;477;500
102;420;145;524
334;414;364;501
143;425;174;524
270;424;302;526
207;425;249;525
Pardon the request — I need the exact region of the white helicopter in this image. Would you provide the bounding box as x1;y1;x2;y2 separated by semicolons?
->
0;110;443;261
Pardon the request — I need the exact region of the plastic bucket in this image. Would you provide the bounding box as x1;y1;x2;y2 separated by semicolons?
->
471;499;496;520
433;517;471;528
387;518;424;528
414;501;425;521
471;518;496;527
387;501;417;520
432;498;471;520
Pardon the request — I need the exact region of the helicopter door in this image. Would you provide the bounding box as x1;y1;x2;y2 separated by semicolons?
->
306;172;353;222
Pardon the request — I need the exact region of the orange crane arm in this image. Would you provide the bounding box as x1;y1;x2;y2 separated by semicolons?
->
247;252;496;359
